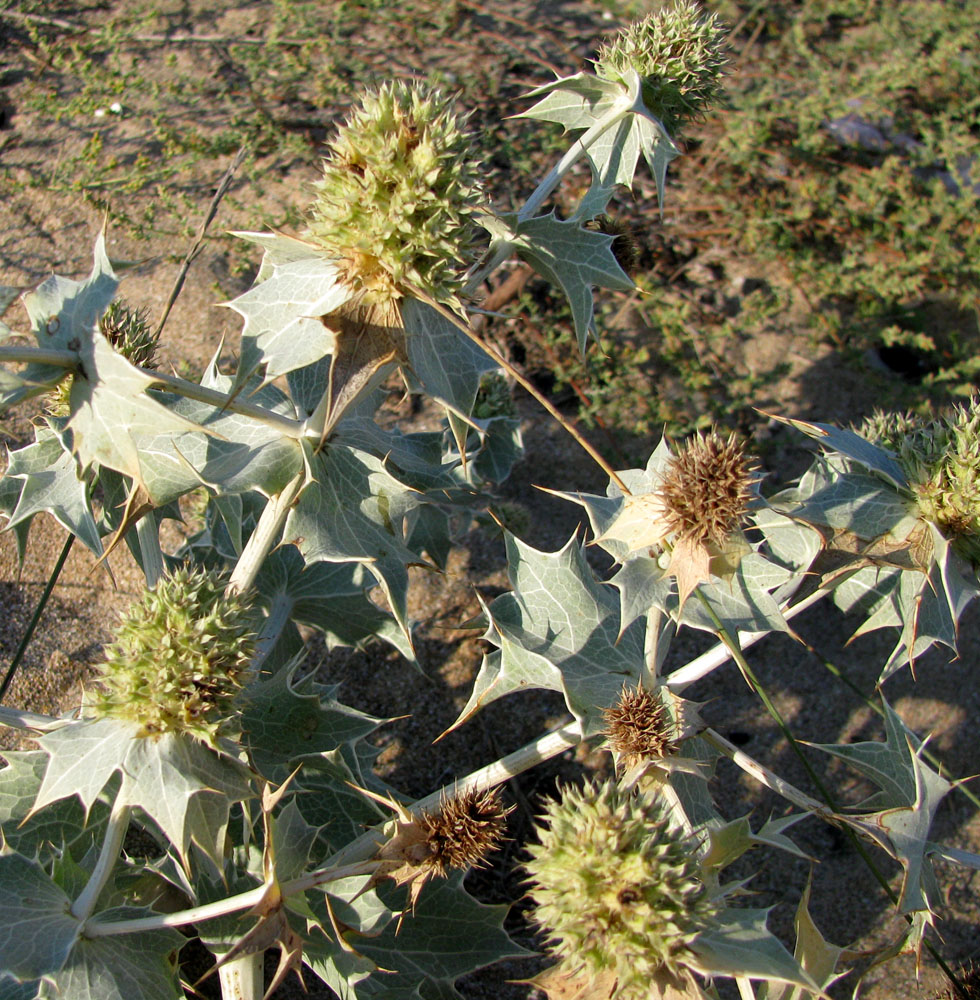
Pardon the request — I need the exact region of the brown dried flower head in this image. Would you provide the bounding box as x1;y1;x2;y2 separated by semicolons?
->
375;787;513;909
659;430;756;547
603;685;679;765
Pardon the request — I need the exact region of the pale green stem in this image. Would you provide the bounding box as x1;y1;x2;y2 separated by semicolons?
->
517;95;633;223
135;517;164;587
226;471;306;596
330;720;584;867
84;722;584;938
702;727;834;821
71;802;132;921
146;370;306;440
0;345;77;367
218;954;264;1000
665;582;836;692
83;858;379;937
0;705;70;732
0;344;305;439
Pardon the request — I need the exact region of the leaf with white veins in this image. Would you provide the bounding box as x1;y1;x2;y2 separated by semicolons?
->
481;213;632;352
32;719;253;871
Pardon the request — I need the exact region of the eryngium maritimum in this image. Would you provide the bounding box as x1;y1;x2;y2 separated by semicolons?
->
595;0;728;134
308;81;483;308
660;430;756;547
91;567;255;741
525;779;714;997
862;399;980;567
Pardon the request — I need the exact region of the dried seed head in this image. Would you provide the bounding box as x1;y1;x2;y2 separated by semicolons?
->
90;567;256;742
595;0;728;135
933;961;980;1000
659;431;756;547
417;787;512;877
375;787;513;909
525;779;715;996
603;685;679;765
586;215;641;275
308;81;484;309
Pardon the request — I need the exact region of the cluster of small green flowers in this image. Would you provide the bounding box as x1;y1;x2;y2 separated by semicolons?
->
307;81;484;308
525;779;714;998
47;299;158;416
595;0;728;134
861;400;980;566
91;567;255;741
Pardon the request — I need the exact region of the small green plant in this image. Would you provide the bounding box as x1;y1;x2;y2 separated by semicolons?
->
1;4;979;1000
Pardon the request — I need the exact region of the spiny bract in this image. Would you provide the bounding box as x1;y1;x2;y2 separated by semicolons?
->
525;778;715;998
307;80;484;309
595;0;728;134
90;567;256;741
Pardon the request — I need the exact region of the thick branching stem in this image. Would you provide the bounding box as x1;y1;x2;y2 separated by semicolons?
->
226;471;306;596
464;94;631;295
82;721;583;938
665;582;837;691
73;801;132;922
702;728;834;821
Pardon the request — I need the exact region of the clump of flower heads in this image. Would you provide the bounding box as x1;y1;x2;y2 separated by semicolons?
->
659;430;756;548
47;300;158;416
90;567;256;742
525;778;716;998
308;81;484;310
860;400;980;567
603;685;679;766
594;0;728;134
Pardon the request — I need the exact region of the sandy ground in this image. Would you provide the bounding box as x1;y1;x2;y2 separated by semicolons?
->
1;3;978;998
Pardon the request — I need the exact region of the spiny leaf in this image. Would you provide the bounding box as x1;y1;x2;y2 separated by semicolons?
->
769;415;908;491
480;212;632;352
689;908;822;994
283;443;425;644
356;873;530;985
809;697;952;913
42;908;184;1000
227;231;353;383
0;751;110;865
0;850;78;981
3;421;102;557
2;235;117;410
450;532;646;738
254;545;414;660
401;298;497;423
32;719;253;871
518;69;679;201
240;663;381;778
67;335;208;505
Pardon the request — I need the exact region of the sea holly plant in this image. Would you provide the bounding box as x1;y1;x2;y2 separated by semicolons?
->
0;3;979;1000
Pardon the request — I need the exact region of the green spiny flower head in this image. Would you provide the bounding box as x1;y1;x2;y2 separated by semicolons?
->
308;81;484;309
595;1;728;135
861;400;980;567
525;778;715;998
47;299;158;417
90;567;256;742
